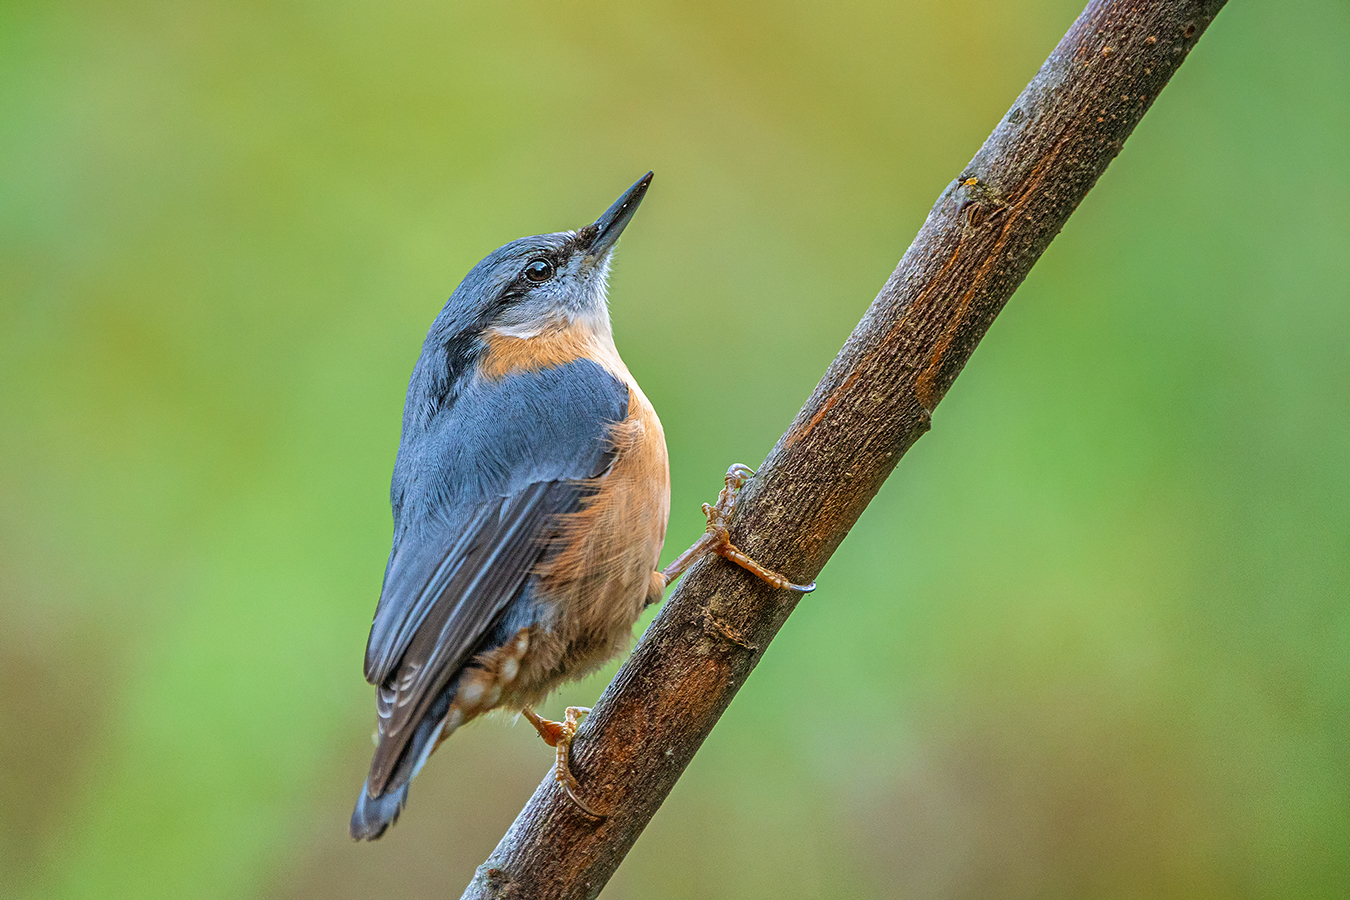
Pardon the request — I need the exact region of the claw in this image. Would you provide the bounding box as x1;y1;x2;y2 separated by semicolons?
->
704;465;815;593
659;464;816;594
521;706;606;818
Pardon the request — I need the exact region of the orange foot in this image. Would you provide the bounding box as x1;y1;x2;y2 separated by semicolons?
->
520;706;603;818
660;464;816;593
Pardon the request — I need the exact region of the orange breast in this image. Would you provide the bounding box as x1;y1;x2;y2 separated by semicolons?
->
481;321;672;686
480;324;601;380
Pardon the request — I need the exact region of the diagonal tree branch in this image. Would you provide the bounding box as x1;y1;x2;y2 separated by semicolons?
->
461;1;1228;896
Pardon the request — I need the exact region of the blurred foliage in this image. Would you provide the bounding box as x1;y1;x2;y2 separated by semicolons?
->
2;1;1348;898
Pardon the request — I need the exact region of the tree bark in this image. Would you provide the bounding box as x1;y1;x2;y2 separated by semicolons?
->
462;1;1228;897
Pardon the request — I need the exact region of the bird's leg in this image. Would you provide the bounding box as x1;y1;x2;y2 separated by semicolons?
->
520;706;603;817
520;706;564;745
659;464;816;594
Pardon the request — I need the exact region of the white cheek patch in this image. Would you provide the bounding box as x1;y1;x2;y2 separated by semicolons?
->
573;260;614;338
488;252;616;340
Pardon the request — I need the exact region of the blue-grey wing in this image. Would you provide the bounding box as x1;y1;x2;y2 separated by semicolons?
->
361;359;628;793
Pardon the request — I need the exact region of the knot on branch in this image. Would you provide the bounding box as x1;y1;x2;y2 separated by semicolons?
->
954;174;1011;230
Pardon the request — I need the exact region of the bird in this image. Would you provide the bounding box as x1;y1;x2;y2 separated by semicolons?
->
351;173;813;841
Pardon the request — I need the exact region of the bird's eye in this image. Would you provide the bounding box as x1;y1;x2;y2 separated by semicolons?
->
523;258;555;283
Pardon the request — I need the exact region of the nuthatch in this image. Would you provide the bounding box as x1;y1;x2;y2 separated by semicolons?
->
351;173;813;840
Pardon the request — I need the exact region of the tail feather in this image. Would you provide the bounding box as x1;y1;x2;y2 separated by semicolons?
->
350;778;411;841
351;694;452;841
352;602;533;839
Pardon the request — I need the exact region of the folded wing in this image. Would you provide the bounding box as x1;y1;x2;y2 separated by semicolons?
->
361;359;629;794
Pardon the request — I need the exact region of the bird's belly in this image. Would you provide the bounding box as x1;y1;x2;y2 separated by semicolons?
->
505;388;670;708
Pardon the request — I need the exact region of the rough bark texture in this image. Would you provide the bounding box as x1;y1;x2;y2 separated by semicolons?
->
462;2;1227;897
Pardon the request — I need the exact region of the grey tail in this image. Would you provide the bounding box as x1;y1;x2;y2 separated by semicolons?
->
350;777;411;841
350;683;452;841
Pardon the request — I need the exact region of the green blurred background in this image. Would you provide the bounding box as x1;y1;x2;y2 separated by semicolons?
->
2;1;1347;897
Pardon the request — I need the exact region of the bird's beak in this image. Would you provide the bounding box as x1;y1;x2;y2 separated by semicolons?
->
585;172;652;258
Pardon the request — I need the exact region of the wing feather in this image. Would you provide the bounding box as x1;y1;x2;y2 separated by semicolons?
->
361;359;628;794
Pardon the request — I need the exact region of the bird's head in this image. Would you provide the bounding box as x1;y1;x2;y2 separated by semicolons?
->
400;173;652;433
431;172;652;345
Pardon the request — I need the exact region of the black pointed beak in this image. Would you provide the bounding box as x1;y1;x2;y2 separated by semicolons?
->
585;172;652;257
